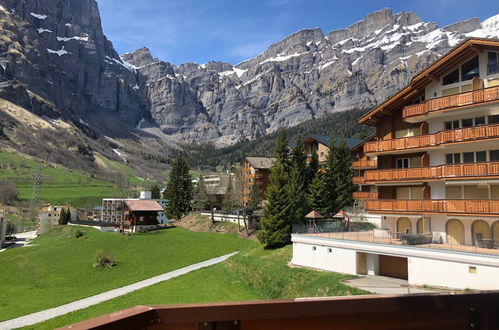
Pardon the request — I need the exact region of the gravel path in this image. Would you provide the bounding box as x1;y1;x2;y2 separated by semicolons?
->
0;252;238;329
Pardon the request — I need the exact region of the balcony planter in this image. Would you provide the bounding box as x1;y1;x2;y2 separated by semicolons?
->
400;233;432;245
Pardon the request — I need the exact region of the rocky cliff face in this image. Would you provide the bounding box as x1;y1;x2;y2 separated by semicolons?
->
126;8;499;145
0;3;498;147
0;0;145;137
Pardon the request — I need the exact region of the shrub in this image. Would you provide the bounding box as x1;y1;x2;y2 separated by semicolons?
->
93;249;117;268
0;179;18;204
74;229;84;239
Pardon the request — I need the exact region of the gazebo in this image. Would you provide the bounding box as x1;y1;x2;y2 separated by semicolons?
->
305;210;324;233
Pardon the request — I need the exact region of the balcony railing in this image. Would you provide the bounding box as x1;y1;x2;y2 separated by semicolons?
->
403;85;499;119
352;159;377;169
353;192;378;199
353;176;365;184
364;123;499;154
365;199;499;215
363;161;499;183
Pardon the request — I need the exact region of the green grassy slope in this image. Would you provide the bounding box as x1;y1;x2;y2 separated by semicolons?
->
0;226;253;321
21;237;366;329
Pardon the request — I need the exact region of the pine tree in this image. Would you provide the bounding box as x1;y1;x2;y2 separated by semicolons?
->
257;161;292;248
334;140;356;211
306;172;329;216
287;136;309;224
248;180;262;211
193;177;209;211
322;139;340;217
150;185;161;199
306;152;319;187
164;157;194;220
274;130;291;174
65;208;71;224
58;208;66;225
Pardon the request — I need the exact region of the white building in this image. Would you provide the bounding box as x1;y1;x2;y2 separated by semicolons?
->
293;39;499;291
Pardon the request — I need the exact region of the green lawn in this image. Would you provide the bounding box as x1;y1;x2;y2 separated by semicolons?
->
0;226;254;322
18;186;121;208
21;237;366;329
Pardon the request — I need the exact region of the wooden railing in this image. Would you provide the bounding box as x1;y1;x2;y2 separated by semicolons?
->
353;192;378;199
353;176;365;184
352;159;377;169
364;162;499;183
403;85;499;118
365;199;499;215
364;123;499;153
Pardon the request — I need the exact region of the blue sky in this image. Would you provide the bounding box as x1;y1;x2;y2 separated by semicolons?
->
96;0;499;66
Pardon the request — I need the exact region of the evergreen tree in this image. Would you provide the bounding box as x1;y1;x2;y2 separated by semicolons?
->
274;130;291;174
257;161;292;248
322;139;340;217
334;140;356;210
65;208;71;224
306;152;319;187
223;176;239;211
164;157;194;220
287;136;309;224
306;172;329;216
193;177;209;211
150;185;161;199
248;180;262;211
58;208;66;225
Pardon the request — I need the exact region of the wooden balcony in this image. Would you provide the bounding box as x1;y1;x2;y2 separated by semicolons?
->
403;85;499;119
364;123;499;154
365;199;499;216
364;161;499;183
353;192;378;199
352;159;377;169
353;176;365;184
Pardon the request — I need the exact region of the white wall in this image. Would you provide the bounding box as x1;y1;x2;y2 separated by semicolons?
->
366;253;379;275
409;256;499;290
292;242;358;275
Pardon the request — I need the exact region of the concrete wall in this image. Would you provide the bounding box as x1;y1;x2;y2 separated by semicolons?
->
409;256;499;290
200;212;249;227
292;242;358;275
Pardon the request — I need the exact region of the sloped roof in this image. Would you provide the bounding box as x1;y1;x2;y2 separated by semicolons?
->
245;157;276;169
125;200;164;212
305;210;324;219
359;38;499;126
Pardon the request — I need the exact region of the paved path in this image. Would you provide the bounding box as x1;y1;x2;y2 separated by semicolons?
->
342;275;437;295
0;252;238;330
0;231;37;253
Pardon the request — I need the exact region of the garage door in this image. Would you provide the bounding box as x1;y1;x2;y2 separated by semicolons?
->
379;255;408;280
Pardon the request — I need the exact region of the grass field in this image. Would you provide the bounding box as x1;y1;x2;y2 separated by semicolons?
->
10;229;366;329
0;226;254;322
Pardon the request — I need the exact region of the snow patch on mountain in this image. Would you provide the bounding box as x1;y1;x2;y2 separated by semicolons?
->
30;12;47;20
47;47;69;56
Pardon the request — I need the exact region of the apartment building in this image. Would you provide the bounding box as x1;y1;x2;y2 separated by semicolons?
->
241;157;275;206
302;135;361;164
101;191;168;225
292;38;499;290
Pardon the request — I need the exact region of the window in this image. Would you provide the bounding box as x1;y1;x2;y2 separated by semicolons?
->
476;151;487;162
461;57;480;81
444;120;459;130
327;248;332;253
488;52;499;75
462;118;473;128
491;150;499;161
446;153;460;164
463;152;474;163
475;117;485;126
396;158;409;169
312;246;317;251
489;114;499;124
443;68;459;85
469;266;477;274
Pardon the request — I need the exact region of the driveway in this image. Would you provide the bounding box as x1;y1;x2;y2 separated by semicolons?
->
342;275;437;294
0;230;37;252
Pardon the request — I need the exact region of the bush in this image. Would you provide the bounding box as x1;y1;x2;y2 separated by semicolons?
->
74;229;84;239
93;249;117;268
6;222;16;235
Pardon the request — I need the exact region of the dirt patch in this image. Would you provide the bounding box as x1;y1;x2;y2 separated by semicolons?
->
175;213;258;241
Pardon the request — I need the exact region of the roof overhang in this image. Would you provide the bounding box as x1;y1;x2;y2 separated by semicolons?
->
358;38;499;126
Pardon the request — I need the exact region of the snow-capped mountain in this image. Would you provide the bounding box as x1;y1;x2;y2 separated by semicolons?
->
0;2;498;147
121;9;499;145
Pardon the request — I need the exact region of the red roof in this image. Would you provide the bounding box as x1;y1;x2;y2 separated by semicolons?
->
125;200;164;212
305;210;324;219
